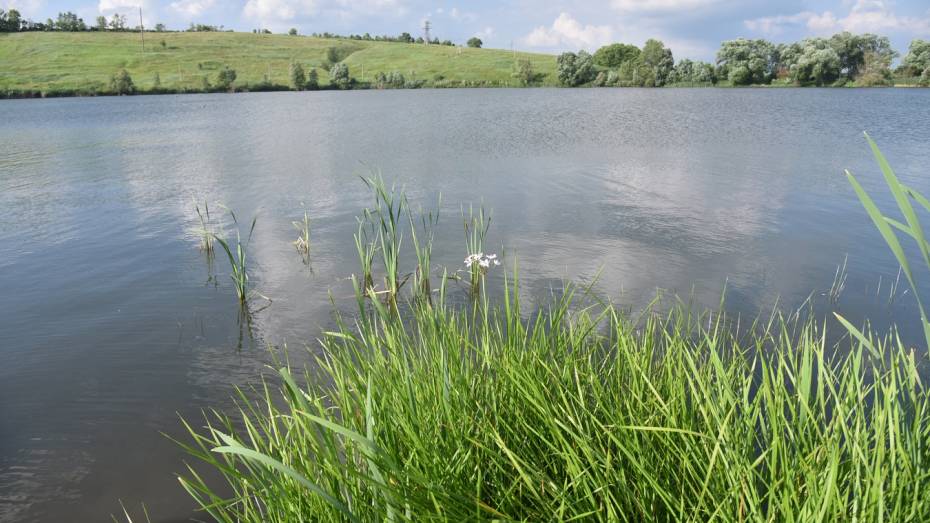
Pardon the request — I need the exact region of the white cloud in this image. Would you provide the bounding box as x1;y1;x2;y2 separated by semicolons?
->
241;0;402;27
611;0;722;13
0;0;43;16
744;0;930;37
169;0;215;17
522;12;613;50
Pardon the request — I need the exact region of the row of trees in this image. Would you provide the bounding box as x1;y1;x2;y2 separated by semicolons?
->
0;10;171;32
560;33;930;88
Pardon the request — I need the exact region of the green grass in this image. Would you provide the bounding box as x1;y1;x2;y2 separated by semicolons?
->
174;143;930;521
0;31;559;95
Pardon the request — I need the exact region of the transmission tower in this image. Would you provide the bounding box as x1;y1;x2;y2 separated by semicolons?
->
423;20;431;44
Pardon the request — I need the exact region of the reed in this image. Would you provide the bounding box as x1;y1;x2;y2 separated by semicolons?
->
406;194;441;306
842;132;930;350
213;210;257;304
462;204;493;298
361;174;406;308
292;210;311;257
193;199;215;255
177;272;930;522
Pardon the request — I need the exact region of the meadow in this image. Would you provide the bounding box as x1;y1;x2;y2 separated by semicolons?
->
0;31;560;95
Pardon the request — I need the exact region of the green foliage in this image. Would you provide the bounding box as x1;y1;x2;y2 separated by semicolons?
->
790;41;842;86
215;66;237;91
921;67;930;87
716;38;777;85
511;58;542;86
325;46;340;65
592;70;607;87
593;43;640;68
288;28;297;36
855;51;893;86
178;268;930;522
829;31;896;78
109;68;134;94
0;9;23;31
306;67;319;90
466;37;482;48
288;60;305;90
329;62;351;89
903;39;930;73
843;133;930;349
152;72;161;90
556;50;596;86
641;39;674;86
374;70;405;88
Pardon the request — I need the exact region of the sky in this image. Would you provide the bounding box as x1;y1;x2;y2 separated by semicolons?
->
3;0;930;60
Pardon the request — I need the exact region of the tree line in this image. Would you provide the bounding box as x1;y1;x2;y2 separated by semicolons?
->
558;32;929;87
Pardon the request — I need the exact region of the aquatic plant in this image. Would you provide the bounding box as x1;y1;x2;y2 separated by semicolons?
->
462;204;492;297
193;199;215;255
361;174;406;308
178;271;930;521
292;210;311;257
213;209;256;304
406;194;440;306
827;254;847;304
842;132;930;350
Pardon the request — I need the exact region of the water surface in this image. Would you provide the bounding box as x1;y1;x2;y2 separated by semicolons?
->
2;88;930;522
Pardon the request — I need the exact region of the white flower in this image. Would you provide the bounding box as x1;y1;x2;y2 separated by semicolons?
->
464;252;500;272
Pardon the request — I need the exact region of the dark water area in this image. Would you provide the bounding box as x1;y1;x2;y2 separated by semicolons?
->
1;88;929;522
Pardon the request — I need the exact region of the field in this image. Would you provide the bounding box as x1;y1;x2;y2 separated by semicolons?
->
0;31;559;95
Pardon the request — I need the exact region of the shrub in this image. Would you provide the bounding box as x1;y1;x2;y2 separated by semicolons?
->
289;61;306;90
557;51;596;86
215;66;237;91
329;62;351;89
512;59;541;86
306;68;319;90
592;71;607;87
109;68;134;95
466;37;482;48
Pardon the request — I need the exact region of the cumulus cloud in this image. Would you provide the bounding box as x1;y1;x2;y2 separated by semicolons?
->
744;0;930;36
523;12;613;50
169;0;216;17
611;0;722;13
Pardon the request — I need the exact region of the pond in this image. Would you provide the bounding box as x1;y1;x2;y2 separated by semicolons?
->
1;87;929;522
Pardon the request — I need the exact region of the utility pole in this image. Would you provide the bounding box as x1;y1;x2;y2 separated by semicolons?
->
139;6;145;53
423;19;430;44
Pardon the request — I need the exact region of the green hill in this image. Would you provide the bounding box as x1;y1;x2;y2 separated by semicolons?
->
0;31;559;96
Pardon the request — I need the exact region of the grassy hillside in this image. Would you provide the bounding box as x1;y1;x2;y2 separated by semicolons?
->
0;31;559;95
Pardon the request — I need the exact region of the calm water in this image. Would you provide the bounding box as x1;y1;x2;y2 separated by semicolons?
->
1;88;929;522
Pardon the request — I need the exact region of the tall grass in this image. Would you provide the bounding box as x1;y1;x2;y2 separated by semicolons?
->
176;165;930;521
842;132;930;349
292;209;311;258
178;273;930;521
193;199;216;255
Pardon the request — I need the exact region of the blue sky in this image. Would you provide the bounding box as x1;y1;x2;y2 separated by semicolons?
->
4;0;929;60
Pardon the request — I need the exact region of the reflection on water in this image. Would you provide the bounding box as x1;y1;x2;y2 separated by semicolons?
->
1;88;930;522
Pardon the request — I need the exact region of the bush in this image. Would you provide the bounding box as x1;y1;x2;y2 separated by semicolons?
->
511;59;542;86
592;71;607;87
215;66;237;91
920;67;930;87
466;37;482;48
109;68;134;95
556;51;596;86
329;62;351;89
306;68;319;90
289;61;306;90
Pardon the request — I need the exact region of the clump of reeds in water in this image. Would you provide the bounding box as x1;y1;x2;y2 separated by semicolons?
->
462;203;496;298
213;209;257;305
292;210;311;259
178;272;930;521
176;139;930;522
193;199;215;255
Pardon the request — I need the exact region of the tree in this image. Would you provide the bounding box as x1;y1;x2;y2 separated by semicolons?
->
96;16;107;31
56;12;86;31
715;38;777;85
288;28;297;36
856;50;893;86
110;69;135;94
154;23;165;32
109;13;126;31
829;32;896;79
289;60;306;90
306;68;319;90
467;37;482;48
325;47;340;66
329;62;351;89
556;51;596;86
593;43;640;68
0;9;22;32
215;66;237;91
641;39;674;86
920;67;930;87
790;40;841;86
903;40;930;74
512;59;540;86
398;32;413;43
